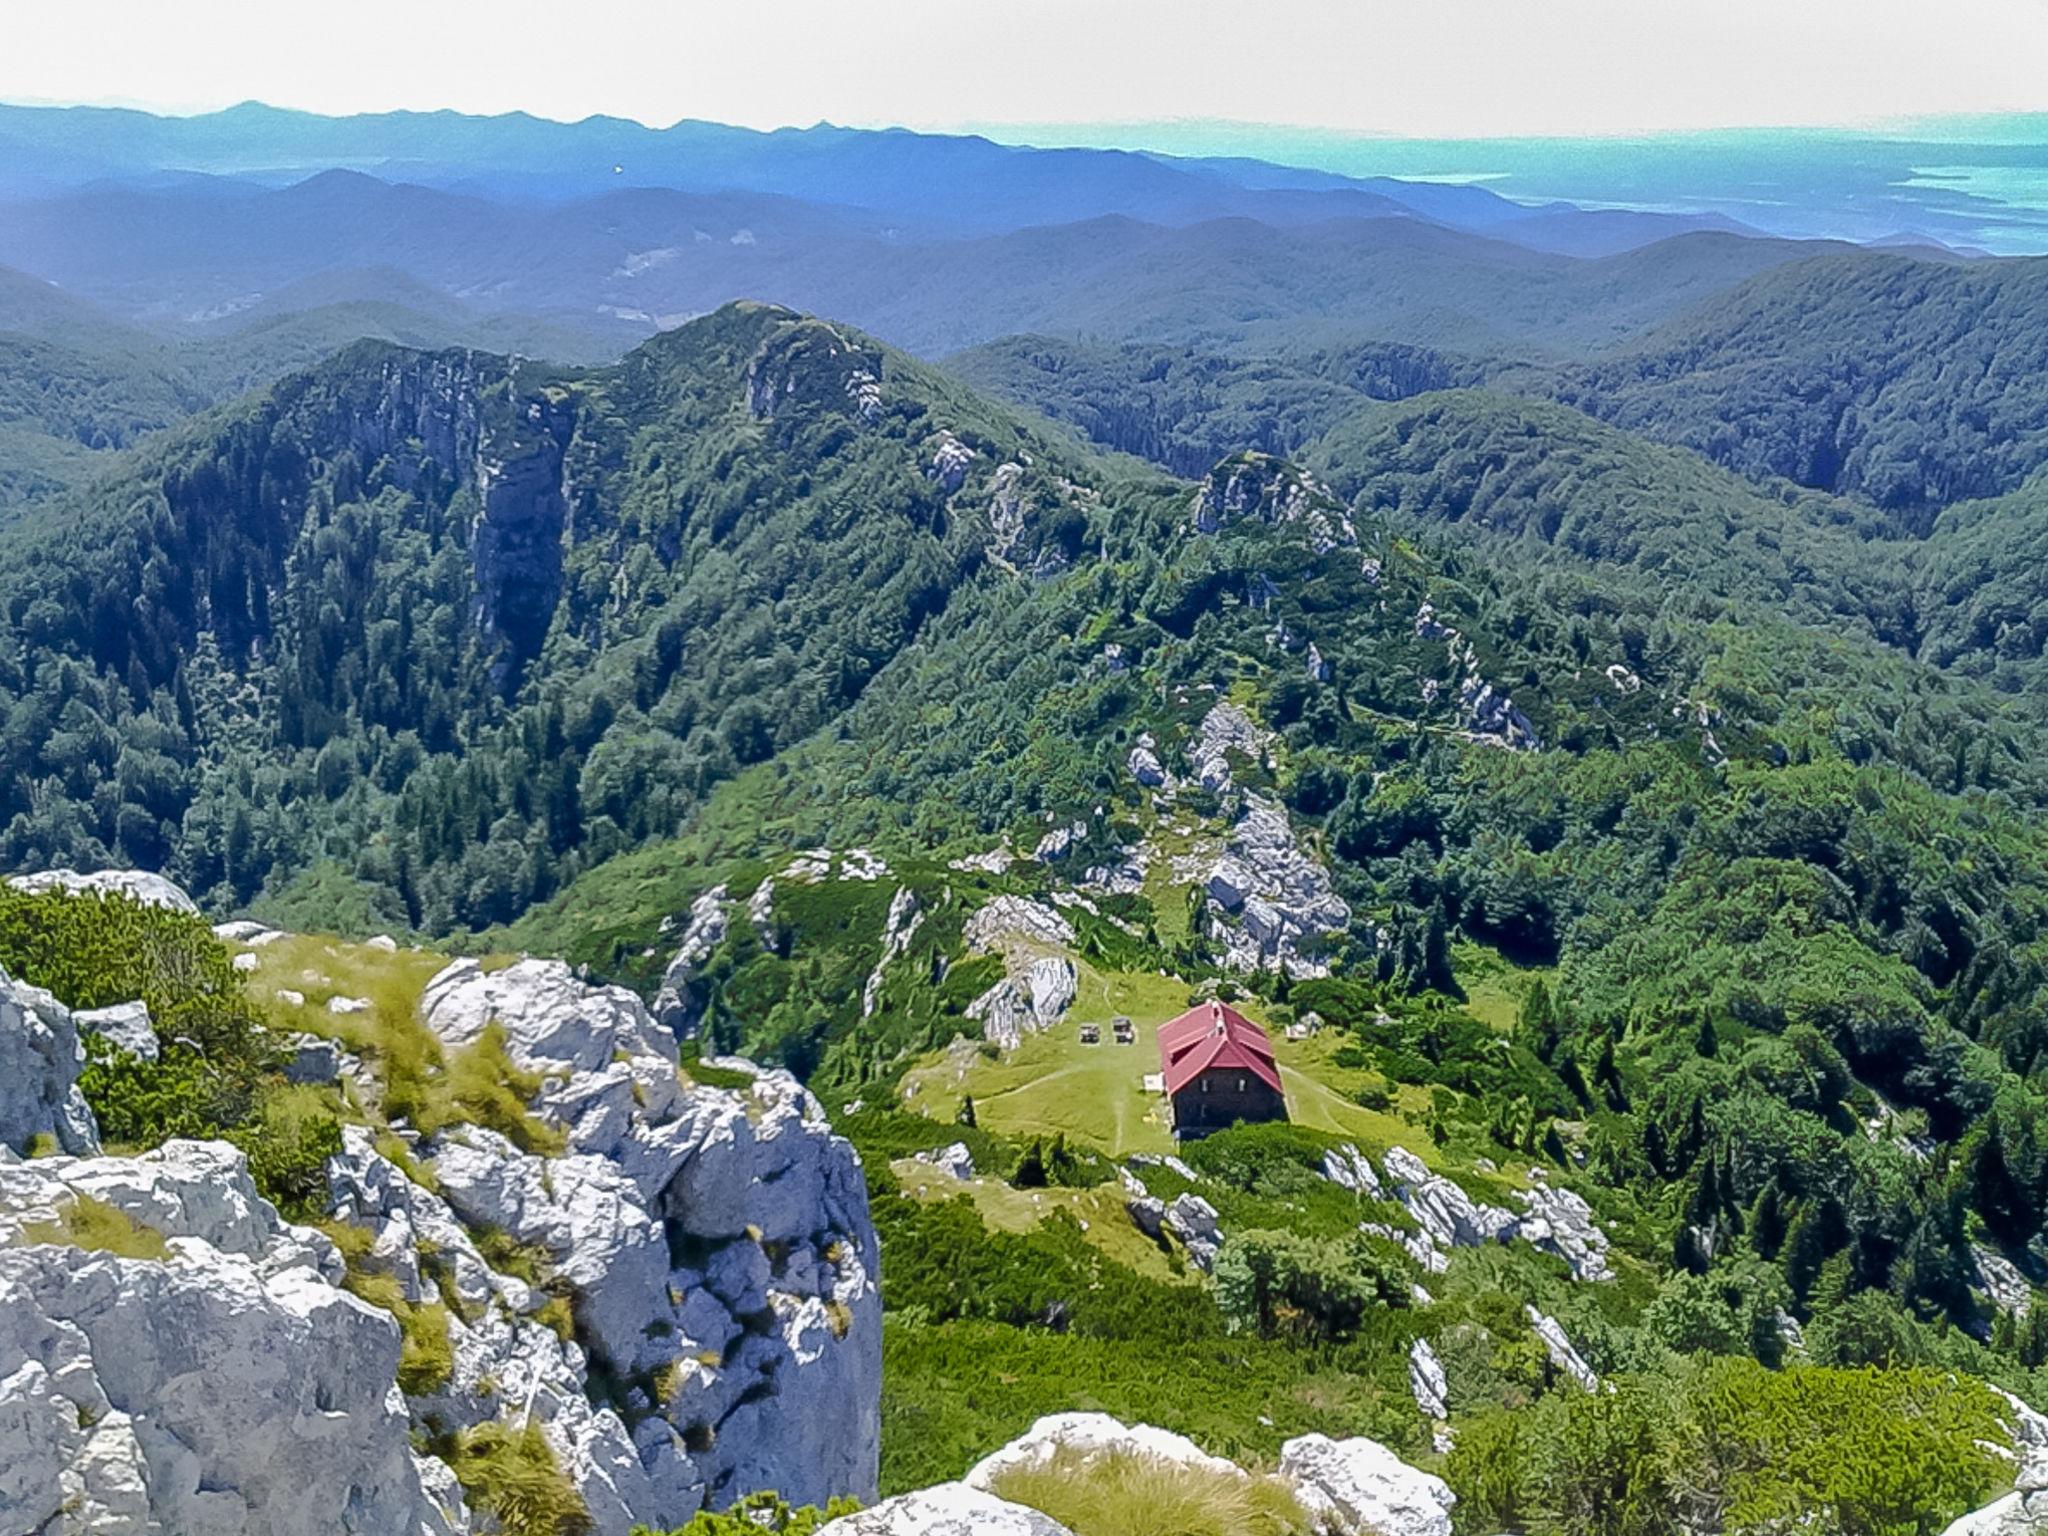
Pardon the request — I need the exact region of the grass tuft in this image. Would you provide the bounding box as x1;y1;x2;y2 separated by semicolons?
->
448;1420;593;1536
22;1194;172;1261
987;1445;1312;1536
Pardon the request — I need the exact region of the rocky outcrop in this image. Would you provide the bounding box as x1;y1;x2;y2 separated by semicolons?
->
744;316;885;425
0;1142;455;1536
913;1143;974;1180
862;887;923;1019
964;897;1075;955
470;390;575;672
967;957;1077;1051
1408;1337;1449;1420
1127;739;1168;788
1280;1433;1456;1536
1526;1306;1599;1391
1378;1148;1612;1282
1163;1194;1223;1272
1942;1456;2048;1536
0;973;100;1157
76;1000;156;1063
413;958;882;1523
966;1412;1246;1489
8;868;198;914
1205;795;1351;977
817;1485;1074;1536
1191;454;1355;554
1322;1143;1382;1197
1513;1172;1612;1282
654;884;730;1037
1188;702;1270;795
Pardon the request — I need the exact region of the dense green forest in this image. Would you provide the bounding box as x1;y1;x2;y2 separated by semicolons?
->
10;269;2048;1530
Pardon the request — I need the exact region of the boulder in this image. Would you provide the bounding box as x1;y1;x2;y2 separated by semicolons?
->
280;1032;344;1085
965;1413;1243;1490
1163;1194;1223;1272
7;868;198;914
1279;1433;1456;1536
1126;1195;1167;1242
816;1483;1073;1536
914;1143;974;1181
1127;744;1167;787
0;974;100;1156
75;1000;157;1064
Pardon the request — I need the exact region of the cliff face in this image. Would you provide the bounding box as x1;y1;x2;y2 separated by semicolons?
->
0;878;883;1536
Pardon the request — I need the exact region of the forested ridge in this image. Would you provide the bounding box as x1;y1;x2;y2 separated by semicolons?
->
14;280;2048;1530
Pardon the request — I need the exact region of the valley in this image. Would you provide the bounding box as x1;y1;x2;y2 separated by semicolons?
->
6;84;2048;1536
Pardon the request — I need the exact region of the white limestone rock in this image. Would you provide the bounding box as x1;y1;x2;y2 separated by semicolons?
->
1322;1144;1382;1197
965;1412;1244;1490
1163;1194;1223;1272
411;959;881;1519
75;1000;157;1064
1279;1433;1456;1536
817;1483;1074;1536
1127;743;1167;787
1525;1306;1600;1391
861;886;923;1020
1408;1337;1449;1420
8;868;198;914
967;956;1077;1051
963;896;1075;955
0;1141;340;1281
0;1242;451;1536
655;883;731;1037
914;1142;975;1180
1514;1172;1612;1282
0;973;100;1156
423;958;677;1077
1204;795;1350;978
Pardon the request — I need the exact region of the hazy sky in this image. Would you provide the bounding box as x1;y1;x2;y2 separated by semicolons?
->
6;0;2048;137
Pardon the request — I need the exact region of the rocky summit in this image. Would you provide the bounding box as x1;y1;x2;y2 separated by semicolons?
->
0;875;879;1536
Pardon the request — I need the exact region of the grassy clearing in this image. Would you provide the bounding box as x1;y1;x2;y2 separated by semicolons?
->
22;1193;171;1260
902;1013;1172;1159
891;1159;1196;1285
1452;940;1555;1035
988;1445;1312;1536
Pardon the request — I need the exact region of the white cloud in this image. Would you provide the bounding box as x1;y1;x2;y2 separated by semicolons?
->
4;0;2044;136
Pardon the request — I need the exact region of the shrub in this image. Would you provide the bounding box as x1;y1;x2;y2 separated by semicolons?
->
1184;1123;1341;1192
987;1445;1311;1536
1213;1228;1405;1342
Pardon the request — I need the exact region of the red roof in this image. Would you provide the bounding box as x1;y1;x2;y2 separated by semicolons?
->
1158;1001;1284;1097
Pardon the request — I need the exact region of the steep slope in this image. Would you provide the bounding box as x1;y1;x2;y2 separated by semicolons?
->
1562;249;2048;517
945;335;1491;478
1302;390;1916;641
0;302;1183;926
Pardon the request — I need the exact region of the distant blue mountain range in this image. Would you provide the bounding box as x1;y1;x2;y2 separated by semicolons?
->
998;116;2048;255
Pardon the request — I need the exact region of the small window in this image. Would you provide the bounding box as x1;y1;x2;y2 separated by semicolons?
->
1238;1076;1246;1092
